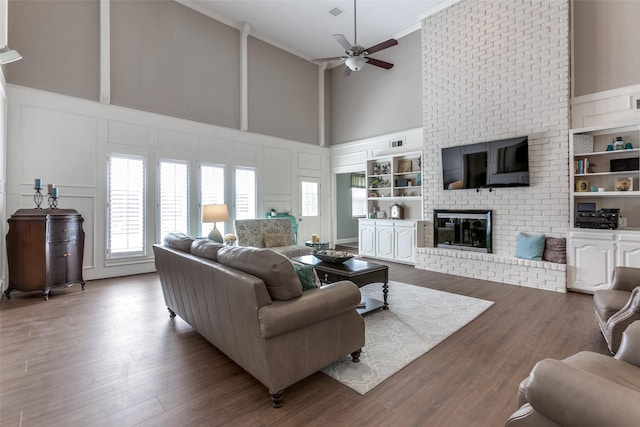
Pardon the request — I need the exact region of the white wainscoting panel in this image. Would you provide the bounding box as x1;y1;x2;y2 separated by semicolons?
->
158;128;196;153
21;105;97;188
297;152;321;171
7;85;330;281
107;119;150;146
262;147;292;196
572;84;640;128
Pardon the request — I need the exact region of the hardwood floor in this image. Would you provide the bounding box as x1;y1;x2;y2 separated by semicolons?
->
0;262;607;426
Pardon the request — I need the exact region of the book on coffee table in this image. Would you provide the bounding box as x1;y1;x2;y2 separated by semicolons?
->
357;300;366;308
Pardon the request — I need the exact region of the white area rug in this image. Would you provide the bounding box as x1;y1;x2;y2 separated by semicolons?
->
322;281;494;395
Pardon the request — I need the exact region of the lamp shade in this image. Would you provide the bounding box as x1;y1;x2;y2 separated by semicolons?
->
202;204;229;223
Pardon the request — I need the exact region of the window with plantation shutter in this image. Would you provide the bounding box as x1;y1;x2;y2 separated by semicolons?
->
200;164;225;237
159;160;188;240
351;188;367;217
107;155;145;257
351;173;367;218
235;167;256;220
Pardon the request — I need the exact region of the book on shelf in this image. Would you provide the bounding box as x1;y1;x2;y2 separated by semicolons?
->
575;158;590;174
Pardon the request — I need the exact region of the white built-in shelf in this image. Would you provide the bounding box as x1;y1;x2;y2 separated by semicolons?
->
574;191;639;197
575;171;638;177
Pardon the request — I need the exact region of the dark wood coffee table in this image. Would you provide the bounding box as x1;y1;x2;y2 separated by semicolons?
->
292;255;389;314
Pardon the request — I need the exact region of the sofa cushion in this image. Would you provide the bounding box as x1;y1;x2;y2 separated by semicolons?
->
263;232;287;248
515;232;545;261
190;239;225;261
543;237;566;264
163;232;194;252
562;351;640;393
217;246;303;301
594;290;632;322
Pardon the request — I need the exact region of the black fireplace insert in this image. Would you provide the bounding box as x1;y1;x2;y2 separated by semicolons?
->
433;210;492;253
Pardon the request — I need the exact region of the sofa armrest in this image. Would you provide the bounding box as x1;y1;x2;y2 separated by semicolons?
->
615;320;640;367
258;281;361;338
610;267;640;292
607;286;640;354
525;358;640;427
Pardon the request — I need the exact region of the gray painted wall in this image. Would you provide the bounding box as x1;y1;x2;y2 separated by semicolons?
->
247;37;319;145
110;0;241;129
7;0;100;101
573;0;640;96
335;173;359;240
330;30;422;144
6;0;321;144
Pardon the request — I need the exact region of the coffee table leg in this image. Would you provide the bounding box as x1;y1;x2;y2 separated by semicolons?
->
382;281;389;310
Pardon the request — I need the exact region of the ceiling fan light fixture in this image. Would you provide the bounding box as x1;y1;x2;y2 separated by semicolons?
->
345;55;366;71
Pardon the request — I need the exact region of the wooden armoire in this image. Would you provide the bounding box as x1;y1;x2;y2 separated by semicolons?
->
5;208;85;300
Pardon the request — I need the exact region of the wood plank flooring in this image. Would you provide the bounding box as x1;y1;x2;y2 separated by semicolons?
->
0;261;608;426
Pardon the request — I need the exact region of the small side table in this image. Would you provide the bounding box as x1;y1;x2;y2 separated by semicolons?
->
305;241;330;250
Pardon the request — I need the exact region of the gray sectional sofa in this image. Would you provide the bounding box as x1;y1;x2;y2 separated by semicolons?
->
153;233;365;407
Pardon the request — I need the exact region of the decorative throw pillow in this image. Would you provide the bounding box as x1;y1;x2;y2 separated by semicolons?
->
263;233;287;248
515;232;545;261
290;260;321;291
543;237;567;264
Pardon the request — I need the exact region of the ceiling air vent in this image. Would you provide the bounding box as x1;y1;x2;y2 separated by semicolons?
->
390;138;405;148
329;7;343;17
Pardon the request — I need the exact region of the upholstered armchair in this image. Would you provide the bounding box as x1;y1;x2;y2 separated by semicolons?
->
593;266;640;354
506;321;640;426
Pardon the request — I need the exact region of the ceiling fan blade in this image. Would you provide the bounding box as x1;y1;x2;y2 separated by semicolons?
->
366;57;394;70
365;38;398;55
333;34;354;52
343;66;352;77
311;56;344;62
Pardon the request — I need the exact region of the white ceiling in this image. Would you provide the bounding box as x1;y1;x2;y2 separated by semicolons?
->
180;0;456;61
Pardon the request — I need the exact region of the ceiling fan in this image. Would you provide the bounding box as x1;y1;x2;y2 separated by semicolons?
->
312;0;398;77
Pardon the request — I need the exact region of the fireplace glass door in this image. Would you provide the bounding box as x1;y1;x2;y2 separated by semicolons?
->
434;210;492;253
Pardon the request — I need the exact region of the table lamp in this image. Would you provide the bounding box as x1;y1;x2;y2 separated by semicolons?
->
202;204;229;243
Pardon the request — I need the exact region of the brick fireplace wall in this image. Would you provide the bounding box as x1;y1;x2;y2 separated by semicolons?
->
416;0;570;291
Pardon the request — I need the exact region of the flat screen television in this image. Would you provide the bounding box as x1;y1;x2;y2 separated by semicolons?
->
441;136;529;190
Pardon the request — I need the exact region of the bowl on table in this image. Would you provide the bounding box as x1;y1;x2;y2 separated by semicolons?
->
312;249;355;264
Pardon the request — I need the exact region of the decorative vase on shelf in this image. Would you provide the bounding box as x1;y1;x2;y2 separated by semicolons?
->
613;137;624;151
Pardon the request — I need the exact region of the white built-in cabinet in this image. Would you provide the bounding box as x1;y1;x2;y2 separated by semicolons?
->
568;229;640;293
358;219;425;265
570;122;640;228
366;151;422;220
567;122;640;293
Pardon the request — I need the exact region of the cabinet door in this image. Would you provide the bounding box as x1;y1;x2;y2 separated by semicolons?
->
375;226;394;260
617;241;640;268
568;237;615;292
359;224;376;257
394;226;415;262
46;241;69;286
64;242;84;283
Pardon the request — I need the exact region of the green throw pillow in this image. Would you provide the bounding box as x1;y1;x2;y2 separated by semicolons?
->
515;232;545;261
293;264;318;291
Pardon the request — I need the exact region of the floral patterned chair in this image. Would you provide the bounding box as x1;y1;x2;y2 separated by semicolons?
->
234;218;313;258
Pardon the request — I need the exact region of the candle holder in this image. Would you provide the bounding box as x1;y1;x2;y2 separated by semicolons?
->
48;195;58;209
33;189;43;209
